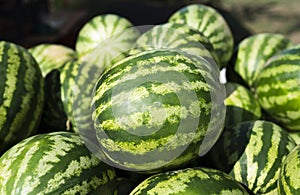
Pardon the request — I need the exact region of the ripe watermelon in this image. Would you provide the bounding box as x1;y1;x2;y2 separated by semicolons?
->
0;132;116;194
90;49;225;172
224;82;261;128
168;4;234;67
130;167;250;194
278;145;300;195
0;41;44;154
254;44;300;131
232;33;292;88
206;120;296;194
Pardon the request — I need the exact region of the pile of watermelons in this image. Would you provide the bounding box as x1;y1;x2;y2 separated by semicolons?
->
0;3;299;195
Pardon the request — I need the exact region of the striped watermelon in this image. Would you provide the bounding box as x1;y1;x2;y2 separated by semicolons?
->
207;120;296;194
0;132;116;194
130;22;220;68
232;33;292;87
254;44;300;131
130;167;250;194
0;41;44;154
278;145;300;195
75;14;140;65
91;49;225;172
224;82;261;128
28;43;77;77
168;4;234;67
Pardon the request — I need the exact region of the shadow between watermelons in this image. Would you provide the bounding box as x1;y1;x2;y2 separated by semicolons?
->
204;121;253;173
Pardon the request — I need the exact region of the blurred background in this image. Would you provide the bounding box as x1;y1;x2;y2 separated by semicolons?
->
0;0;299;49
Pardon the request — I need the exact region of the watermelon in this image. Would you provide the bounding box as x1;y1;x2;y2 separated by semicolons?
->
289;131;300;145
168;4;234;67
224;82;261;128
130;22;220;68
0;132;116;194
278;145;300;195
232;33;292;88
0;41;44;154
254;44;300;131
91;49;225;172
75;14;140;64
28;43;77;77
207;120;296;194
130;167;250;195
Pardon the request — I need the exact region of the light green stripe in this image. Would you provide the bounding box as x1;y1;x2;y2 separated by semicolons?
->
256;64;299;79
45;155;101;193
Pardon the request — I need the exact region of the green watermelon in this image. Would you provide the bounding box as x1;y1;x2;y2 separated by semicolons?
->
207;120;296;194
254;44;300;131
91;49;225;172
232;33;292;88
75;14;140;64
130;167;250;195
224;82;261;128
278;145;300;195
0;41;44;154
28;43;77;77
130;22;220;68
0;132;116;194
168;4;234;67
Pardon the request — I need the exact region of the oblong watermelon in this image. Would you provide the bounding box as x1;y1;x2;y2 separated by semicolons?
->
0;41;44;154
0;132;116;194
130;167;250;195
90;49;225;172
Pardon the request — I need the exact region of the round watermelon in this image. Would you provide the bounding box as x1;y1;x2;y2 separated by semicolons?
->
254;44;300;131
168;4;234;67
89;48;225;173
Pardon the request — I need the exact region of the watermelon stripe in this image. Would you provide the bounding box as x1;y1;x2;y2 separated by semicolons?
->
0;41;44;153
228;121;296;194
0;132;116;194
234;33;292;87
168;4;234;66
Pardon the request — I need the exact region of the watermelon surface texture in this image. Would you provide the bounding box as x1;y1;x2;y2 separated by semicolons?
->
0;132;116;195
0;41;44;154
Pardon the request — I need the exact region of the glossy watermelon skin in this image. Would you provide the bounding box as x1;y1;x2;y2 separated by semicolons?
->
224;82;261;128
0;132;116;195
232;33;292;88
168;4;234;67
91;49;225;173
278;145;300;195
207;120;296;194
130;22;220;68
130;167;250;195
254;44;300;131
0;41;44;154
